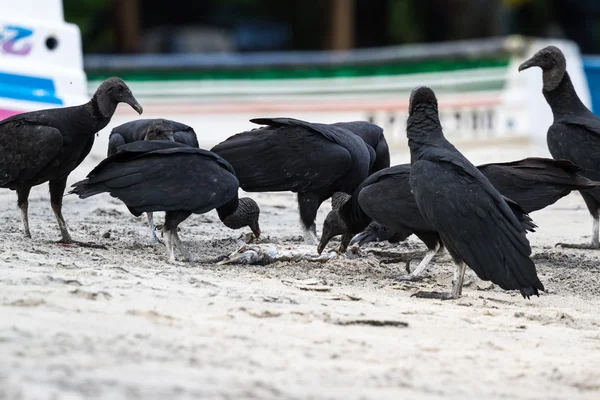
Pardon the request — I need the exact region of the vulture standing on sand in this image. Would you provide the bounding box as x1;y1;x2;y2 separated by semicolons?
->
108;118;199;242
211;117;372;244
405;86;543;299
0;77;143;245
70;140;261;263
519;45;600;249
319;159;598;279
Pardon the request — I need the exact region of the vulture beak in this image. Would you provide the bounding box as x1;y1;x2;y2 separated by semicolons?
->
317;231;335;255
518;58;536;72
249;220;261;238
126;95;144;115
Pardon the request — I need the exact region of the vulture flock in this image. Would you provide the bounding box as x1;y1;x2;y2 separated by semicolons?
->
1;45;599;300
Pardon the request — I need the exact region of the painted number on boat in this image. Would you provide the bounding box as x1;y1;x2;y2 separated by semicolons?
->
0;25;33;56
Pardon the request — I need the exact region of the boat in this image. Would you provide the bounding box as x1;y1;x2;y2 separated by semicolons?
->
85;36;591;152
0;0;87;120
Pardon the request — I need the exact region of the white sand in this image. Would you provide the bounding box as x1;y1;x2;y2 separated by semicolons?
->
1;126;600;400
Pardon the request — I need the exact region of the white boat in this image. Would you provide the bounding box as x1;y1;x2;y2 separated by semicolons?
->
0;0;87;120
86;36;591;153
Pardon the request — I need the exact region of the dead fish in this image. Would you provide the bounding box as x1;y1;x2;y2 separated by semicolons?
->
217;244;340;265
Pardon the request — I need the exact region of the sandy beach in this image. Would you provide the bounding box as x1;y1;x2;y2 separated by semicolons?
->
1;120;600;400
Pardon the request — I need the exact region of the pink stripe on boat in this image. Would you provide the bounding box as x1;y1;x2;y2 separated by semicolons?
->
0;108;22;120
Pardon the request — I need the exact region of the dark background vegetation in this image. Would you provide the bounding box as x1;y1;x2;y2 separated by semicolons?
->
64;0;600;54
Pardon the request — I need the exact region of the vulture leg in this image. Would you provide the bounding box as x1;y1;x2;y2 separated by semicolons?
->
297;192;321;245
339;233;353;253
396;242;441;281
146;212;162;244
557;200;600;249
17;185;32;238
309;222;317;238
51;179;107;249
411;260;466;300
164;211;192;263
164;230;176;263
50;178;73;243
173;230;194;262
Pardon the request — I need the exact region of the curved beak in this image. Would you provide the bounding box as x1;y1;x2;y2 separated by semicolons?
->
518;58;536;72
317;230;335;255
126;95;144;115
250;223;261;238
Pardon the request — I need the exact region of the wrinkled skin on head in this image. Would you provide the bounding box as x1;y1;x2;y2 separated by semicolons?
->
317;209;349;254
143;120;175;142
518;45;567;91
331;192;351;210
222;197;261;238
94;77;144;117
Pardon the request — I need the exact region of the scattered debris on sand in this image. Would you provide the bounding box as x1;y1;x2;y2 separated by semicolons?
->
217;244;340;265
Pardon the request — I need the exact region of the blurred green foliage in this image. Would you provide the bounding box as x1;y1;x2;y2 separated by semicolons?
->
62;0;600;54
388;0;421;44
64;0;113;53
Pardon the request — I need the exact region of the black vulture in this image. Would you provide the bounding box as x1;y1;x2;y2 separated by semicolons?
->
108;118;199;156
108;118;199;242
319;165;441;267
320;158;598;279
406;86;543;299
519;45;600;249
344;157;600;252
0;77;143;245
211;117;371;244
70;140;260;262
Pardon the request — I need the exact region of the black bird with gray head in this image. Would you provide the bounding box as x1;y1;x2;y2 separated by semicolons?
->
0;77;143;246
108;118;199;157
142;120;175;142
70;140;260;263
108;118;199;242
320;158;598;279
406;86;544;300
211;117;372;245
519;45;600;249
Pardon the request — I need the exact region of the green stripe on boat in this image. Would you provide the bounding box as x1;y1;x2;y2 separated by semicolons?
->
86;58;510;82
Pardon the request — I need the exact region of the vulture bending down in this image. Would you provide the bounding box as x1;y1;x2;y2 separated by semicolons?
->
107;118;199;242
71;141;260;262
211;117;371;245
340;158;597;268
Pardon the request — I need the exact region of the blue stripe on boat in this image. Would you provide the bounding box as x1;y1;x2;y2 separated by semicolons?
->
0;71;63;105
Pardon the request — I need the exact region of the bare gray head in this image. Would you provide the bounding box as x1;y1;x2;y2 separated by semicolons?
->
221;197;261;238
518;46;567;91
144;119;175;142
317;209;349;255
331;192;351;210
93;77;143;118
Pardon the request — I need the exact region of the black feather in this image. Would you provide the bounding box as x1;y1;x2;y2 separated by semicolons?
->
407;86;543;297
